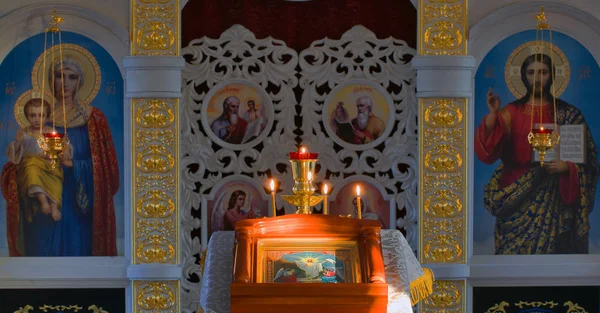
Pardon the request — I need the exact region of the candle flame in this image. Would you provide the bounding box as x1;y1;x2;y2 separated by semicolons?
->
307;172;312;180
323;184;328;194
300;146;306;154
269;179;275;191
541;127;544;131
356;185;361;196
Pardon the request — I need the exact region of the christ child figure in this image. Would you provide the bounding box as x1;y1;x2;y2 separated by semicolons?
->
8;97;73;222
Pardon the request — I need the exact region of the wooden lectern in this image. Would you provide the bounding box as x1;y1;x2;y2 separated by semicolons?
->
230;214;388;313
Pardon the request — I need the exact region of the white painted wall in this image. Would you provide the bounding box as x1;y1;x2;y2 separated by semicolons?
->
469;0;600;29
0;0;129;31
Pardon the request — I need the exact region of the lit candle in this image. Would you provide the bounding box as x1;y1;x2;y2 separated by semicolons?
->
289;146;318;160
269;179;277;217
533;126;552;134
355;185;362;219
322;184;328;215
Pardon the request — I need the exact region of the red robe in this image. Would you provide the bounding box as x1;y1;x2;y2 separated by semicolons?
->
1;107;119;256
228;118;248;144
474;103;579;206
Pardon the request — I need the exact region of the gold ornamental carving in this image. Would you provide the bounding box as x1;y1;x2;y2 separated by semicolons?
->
424;144;462;172
136;99;175;128
131;0;178;56
425;99;463;128
565;301;589;313
136;234;176;263
485;302;510;313
515;301;558;309
136;144;176;173
419;0;467;55
424;234;462;263
13;305;109;313
132;99;179;265
424;190;462;218
483;301;590;313
136;189;176;217
134;281;179;313
131;0;180;312
420;98;466;264
420;280;465;313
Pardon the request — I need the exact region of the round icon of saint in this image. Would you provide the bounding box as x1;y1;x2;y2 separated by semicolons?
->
202;79;273;150
323;80;394;150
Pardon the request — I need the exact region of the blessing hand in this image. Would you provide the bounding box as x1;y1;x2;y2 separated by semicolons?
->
545;160;569;174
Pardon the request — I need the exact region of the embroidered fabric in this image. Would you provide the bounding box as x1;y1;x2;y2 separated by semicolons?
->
200;229;420;313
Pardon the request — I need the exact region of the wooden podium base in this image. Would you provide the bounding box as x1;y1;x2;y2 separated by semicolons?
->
230;215;389;313
231;283;388;313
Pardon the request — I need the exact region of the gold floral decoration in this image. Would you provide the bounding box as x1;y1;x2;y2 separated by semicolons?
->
131;0;178;55
133;99;179;265
419;0;467;55
420;98;466;264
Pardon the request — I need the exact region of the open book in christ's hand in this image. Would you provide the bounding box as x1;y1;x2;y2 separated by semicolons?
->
532;124;587;164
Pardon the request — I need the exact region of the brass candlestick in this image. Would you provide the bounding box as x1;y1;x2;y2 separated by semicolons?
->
281;158;325;214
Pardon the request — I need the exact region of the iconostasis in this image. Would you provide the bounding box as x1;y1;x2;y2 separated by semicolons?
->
0;1;599;313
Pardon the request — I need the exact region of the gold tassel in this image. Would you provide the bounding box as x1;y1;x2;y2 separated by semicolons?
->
409;267;434;306
198;248;208;313
199;248;208;276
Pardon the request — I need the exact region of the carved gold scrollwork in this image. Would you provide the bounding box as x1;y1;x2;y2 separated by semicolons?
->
139;0;172;4
40;305;84;311
136;189;175;218
424;129;463;148
515;301;558;309
423;173;463;189
425;99;463;128
485;302;510;313
132;0;178;56
565;301;589;313
424;234;462;263
136;281;177;311
136;144;175;173
419;0;466;55
88;305;109;313
14;305;34;313
424;21;463;53
13;305;107;313
137;219;175;237
136;99;175;128
136;174;176;192
424;189;462;218
136;129;175;148
424;144;462;172
136;234;176;263
136;22;175;53
424;219;462;238
424;281;461;308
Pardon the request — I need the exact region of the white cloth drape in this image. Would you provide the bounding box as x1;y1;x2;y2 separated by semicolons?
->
200;229;423;313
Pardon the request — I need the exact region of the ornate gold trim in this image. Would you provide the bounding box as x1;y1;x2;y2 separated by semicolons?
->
419;279;466;313
418;0;468;56
131;0;180;56
419;98;467;264
132;98;179;264
133;280;180;313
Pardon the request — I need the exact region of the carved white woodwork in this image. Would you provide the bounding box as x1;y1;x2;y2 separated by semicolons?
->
181;24;417;313
298;25;418;250
180;25;299;312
